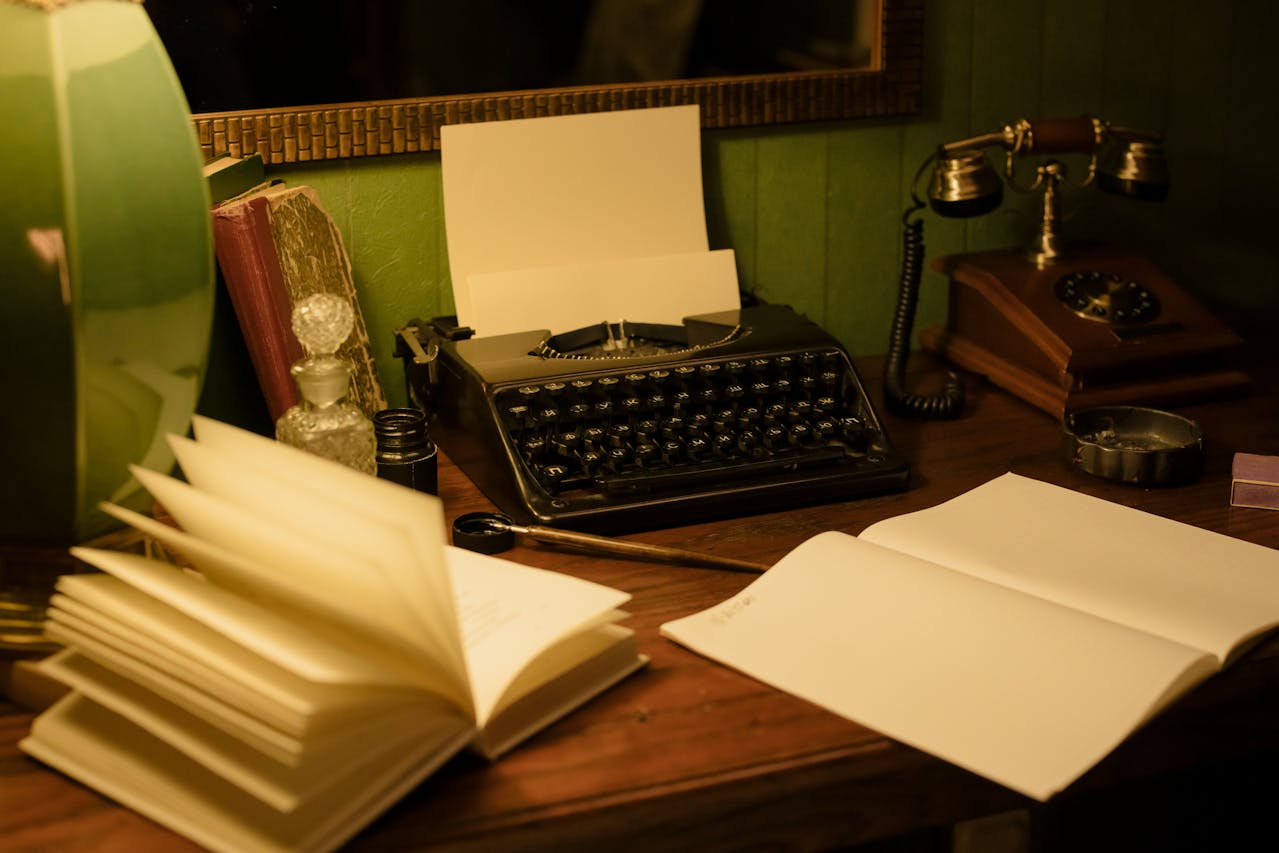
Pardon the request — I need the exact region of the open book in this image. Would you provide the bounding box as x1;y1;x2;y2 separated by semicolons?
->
20;416;645;853
662;473;1279;801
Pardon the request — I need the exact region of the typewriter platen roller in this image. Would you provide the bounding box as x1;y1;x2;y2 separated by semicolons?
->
397;304;909;533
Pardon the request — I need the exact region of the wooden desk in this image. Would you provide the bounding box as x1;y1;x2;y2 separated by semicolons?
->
5;353;1279;852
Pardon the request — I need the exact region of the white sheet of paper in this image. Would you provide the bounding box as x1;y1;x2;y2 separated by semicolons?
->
441;105;735;335
465;248;740;337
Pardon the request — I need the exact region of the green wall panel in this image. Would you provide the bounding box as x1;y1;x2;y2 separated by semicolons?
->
1219;1;1279;310
967;0;1045;253
753;127;830;324
1040;0;1107;118
702;127;759;287
901;0;976;343
1101;1;1175;130
825;121;905;358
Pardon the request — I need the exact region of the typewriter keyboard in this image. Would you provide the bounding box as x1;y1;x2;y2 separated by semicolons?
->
492;349;889;497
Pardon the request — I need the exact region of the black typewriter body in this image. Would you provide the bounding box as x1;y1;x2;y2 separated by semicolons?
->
398;304;909;533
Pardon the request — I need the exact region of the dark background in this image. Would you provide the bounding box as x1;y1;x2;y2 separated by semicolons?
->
144;0;871;113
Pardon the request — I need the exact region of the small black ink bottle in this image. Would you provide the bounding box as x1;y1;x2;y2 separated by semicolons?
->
373;408;438;496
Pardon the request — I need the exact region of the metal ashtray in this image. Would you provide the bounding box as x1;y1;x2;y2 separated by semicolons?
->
1062;406;1204;486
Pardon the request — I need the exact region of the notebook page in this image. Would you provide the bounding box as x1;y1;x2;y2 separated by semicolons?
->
860;473;1279;660
662;531;1214;802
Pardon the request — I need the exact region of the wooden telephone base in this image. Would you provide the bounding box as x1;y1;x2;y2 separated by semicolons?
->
919;245;1251;418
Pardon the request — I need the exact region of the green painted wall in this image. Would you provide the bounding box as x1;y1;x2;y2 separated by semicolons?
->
203;0;1279;424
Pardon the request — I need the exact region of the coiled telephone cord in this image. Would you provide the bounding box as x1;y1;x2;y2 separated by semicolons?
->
882;212;966;419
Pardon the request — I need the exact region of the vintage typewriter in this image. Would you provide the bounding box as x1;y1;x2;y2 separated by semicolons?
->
396;303;909;532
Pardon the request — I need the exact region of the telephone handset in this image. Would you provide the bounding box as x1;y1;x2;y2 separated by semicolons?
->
885;116;1248;419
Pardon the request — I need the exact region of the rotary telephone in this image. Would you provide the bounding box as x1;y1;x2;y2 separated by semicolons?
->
884;115;1248;419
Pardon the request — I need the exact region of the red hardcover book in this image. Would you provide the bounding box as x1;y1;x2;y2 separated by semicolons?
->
212;186;304;421
211;184;387;423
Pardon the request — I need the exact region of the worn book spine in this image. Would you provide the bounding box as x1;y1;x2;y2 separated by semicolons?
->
212;195;304;422
265;187;388;421
211;185;388;423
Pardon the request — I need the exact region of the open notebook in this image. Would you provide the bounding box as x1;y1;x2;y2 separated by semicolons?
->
663;473;1279;800
21;416;646;853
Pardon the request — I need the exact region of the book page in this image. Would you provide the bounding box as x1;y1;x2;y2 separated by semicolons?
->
86;501;465;706
441;105;721;334
43;615;312;757
62;549;409;691
48;572;431;735
474;625;645;759
22;693;473;853
189;416;467;687
149;442;439;661
40;651;465;814
446;546;632;726
47;599;313;738
661;532;1215;801
861;473;1279;660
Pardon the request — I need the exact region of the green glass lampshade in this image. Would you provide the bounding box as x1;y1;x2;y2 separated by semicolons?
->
0;0;215;544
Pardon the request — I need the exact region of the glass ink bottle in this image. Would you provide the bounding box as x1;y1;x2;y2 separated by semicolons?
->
373;408;438;495
275;293;376;473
